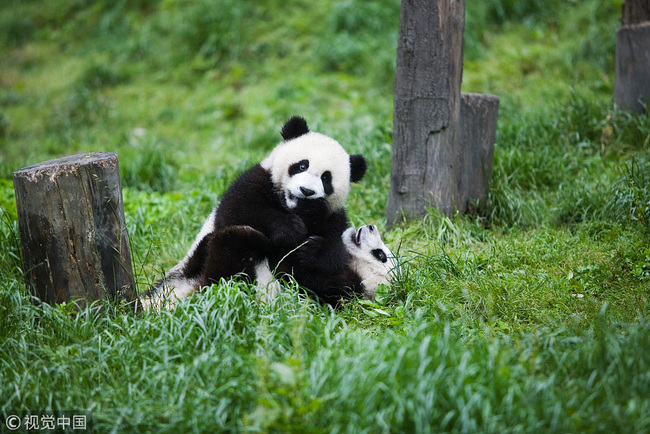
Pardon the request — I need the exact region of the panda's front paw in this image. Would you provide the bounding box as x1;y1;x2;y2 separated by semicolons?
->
301;235;350;272
271;214;308;248
293;235;326;265
295;198;331;232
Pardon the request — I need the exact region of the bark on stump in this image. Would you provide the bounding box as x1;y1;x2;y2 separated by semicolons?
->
13;152;137;307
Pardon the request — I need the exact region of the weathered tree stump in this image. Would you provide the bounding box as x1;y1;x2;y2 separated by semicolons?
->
614;0;650;113
13;153;137;308
386;0;500;223
387;0;466;221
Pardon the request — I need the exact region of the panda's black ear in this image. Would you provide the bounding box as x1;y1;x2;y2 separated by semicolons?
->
281;116;310;140
349;154;367;183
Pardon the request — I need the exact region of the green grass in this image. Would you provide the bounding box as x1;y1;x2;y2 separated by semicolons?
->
1;0;649;431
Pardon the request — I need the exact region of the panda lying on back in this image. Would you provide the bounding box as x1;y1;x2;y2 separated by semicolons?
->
141;116;368;309
277;223;399;305
146;223;397;308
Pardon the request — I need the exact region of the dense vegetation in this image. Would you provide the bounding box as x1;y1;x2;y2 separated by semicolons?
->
1;0;649;431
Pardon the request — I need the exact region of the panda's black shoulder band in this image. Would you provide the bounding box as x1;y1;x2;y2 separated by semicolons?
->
281;116;310;140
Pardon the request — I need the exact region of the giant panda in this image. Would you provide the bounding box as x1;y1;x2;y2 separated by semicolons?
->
149;223;398;308
140;116;367;309
274;223;399;306
341;224;399;301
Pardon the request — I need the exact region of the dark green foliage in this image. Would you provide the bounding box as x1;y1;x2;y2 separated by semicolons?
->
314;0;399;80
0;14;35;48
482;0;566;25
152;0;256;69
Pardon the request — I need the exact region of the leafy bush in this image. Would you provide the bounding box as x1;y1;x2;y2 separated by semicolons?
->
0;10;35;48
144;0;256;70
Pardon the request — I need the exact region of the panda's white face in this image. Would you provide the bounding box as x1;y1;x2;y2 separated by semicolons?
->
261;131;353;210
342;225;398;300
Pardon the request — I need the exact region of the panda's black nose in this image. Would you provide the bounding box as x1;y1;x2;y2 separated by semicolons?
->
368;225;375;232
300;187;315;197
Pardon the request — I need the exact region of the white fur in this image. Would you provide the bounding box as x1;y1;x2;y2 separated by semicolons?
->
261;131;352;210
342;225;399;301
138;273;199;310
254;258;281;303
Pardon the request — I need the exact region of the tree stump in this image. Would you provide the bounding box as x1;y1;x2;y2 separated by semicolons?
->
386;0;466;222
614;0;650;113
386;0;500;223
458;93;500;212
13;153;137;308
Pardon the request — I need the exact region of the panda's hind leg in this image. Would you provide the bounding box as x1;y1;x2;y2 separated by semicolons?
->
200;225;275;291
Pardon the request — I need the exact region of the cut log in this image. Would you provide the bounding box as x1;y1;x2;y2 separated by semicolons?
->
12;153;137;308
458;93;500;213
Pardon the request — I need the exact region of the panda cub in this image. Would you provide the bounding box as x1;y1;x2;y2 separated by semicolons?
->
147;223;396;308
274;223;398;306
202;224;396;306
141;116;366;309
341;224;398;301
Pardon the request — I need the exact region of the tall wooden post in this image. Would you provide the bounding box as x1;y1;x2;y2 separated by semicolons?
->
387;0;466;221
386;0;499;224
13;153;137;308
614;0;650;113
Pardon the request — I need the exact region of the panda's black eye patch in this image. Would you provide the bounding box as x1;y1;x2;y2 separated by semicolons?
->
372;249;388;263
321;171;333;195
289;160;309;176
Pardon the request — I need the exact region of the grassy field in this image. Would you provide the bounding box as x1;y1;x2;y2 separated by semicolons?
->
1;0;650;432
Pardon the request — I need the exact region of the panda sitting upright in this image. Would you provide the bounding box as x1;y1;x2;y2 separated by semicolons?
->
141;116;367;309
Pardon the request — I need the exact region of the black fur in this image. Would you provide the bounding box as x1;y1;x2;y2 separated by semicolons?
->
195;167;361;307
272;197;364;307
198;225;271;287
277;253;364;307
350;154;367;183
288;159;309;176
281;116;310;140
170;163;306;288
182;236;211;279
321;171;333;195
213;164;309;250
